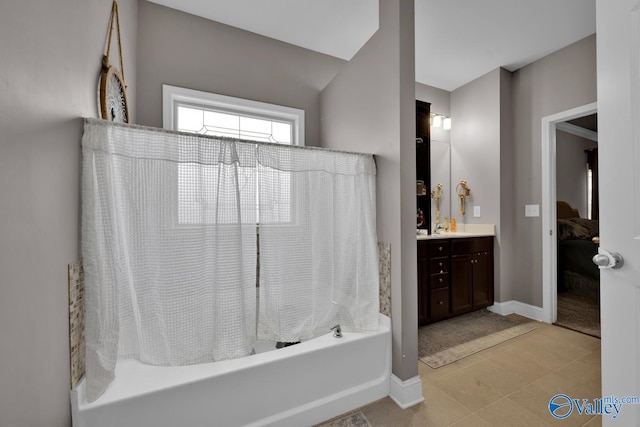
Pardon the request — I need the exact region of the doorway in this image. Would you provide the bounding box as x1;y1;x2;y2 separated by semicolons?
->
541;102;598;325
554;114;600;336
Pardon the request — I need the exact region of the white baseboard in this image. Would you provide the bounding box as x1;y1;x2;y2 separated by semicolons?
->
389;374;424;409
488;300;544;322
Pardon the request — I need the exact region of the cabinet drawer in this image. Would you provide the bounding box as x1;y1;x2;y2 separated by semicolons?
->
429;257;449;274
429;273;449;289
428;240;450;257
430;288;450;321
451;237;493;255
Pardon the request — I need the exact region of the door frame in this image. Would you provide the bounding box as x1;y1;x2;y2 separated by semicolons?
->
541;102;598;324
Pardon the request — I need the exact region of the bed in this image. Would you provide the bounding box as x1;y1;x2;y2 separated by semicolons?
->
556;201;600;298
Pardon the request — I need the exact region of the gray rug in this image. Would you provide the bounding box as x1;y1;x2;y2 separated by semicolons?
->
419;309;536;369
555;292;600;338
316;411;371;427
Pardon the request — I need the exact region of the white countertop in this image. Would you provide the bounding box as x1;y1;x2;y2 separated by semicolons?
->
416;224;495;240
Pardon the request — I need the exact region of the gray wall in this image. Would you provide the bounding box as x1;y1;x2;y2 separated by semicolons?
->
511;34;597;306
136;0;344;146
499;68;515;303
450;69;504;299
416;82;450;117
450;69;502;229
0;0;138;425
320;0;418;381
556;131;597;216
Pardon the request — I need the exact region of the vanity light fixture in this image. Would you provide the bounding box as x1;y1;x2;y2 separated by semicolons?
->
431;114;442;128
430;113;451;130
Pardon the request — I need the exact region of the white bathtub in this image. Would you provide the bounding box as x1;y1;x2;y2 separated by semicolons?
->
70;314;391;427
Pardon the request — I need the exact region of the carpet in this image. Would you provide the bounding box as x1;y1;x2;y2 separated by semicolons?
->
419;309;536;369
555;292;601;338
316;411;372;427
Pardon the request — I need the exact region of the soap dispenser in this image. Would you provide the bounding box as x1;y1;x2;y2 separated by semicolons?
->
451;217;457;232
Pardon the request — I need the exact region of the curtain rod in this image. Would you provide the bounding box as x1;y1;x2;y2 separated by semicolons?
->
82;117;376;160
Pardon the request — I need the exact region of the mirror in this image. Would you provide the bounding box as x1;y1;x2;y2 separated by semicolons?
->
429;117;451;232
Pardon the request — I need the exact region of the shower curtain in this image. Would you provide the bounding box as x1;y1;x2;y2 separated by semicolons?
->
81;119;378;402
256;144;379;342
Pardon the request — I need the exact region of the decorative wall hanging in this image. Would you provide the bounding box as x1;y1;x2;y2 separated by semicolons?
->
99;1;129;123
456;180;471;216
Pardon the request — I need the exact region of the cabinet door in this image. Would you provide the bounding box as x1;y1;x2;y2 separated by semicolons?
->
417;255;430;326
472;251;493;308
451;254;472;314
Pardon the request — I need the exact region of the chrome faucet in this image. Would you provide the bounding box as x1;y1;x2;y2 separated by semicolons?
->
330;324;343;338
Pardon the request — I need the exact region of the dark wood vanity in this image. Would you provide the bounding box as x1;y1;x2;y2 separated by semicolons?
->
418;236;494;326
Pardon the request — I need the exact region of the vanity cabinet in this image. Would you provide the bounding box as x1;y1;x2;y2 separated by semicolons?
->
418;236;494;326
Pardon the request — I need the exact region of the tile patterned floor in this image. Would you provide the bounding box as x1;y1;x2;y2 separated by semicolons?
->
332;316;602;427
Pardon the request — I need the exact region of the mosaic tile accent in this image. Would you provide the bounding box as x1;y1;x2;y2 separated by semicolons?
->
68;261;85;389
378;242;391;317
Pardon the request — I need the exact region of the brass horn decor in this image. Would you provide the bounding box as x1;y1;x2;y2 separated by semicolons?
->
456;180;471;216
431;183;443;224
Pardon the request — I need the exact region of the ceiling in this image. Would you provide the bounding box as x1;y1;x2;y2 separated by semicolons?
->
147;0;596;92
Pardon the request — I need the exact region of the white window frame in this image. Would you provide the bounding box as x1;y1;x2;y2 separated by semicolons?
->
162;84;305;146
163;85;304;227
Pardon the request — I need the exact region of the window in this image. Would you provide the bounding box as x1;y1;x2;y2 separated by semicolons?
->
163;85;304;224
163;85;304;145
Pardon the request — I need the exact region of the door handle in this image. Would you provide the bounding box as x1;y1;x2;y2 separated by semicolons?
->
592;248;624;269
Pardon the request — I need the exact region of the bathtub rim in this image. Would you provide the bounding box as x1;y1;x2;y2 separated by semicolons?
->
71;313;391;411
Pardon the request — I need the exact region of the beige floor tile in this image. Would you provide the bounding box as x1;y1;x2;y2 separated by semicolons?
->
476;396;549;427
417;359;432;377
434;368;504;412
516;340;575;370
582;415;602;426
557;358;602;392
476;329;540;358
540;325;601;351
359;397;422;427
508;383;595;427
411;383;470;427
331;316;603;427
578;348;602;366
453;358;529;396
448;413;493;427
534;371;601;402
519;329;593;361
418;352;484;380
486;347;554;382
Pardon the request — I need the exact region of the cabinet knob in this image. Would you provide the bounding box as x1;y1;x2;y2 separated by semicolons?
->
438;300;444;305
439;277;443;283
438;246;443;252
439;262;443;267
